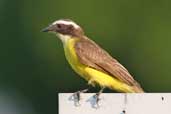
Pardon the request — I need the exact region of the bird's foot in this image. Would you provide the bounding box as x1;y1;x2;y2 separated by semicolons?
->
92;87;105;108
72;89;88;106
93;93;101;108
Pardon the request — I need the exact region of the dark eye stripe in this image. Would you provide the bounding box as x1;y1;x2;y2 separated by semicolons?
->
57;24;62;28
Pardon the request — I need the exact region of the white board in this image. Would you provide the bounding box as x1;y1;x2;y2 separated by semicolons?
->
59;93;171;114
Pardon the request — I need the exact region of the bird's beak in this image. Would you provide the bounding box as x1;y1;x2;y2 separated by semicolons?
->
41;24;56;32
41;26;50;32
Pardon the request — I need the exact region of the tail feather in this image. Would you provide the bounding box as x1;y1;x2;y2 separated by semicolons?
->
132;85;144;93
133;81;144;93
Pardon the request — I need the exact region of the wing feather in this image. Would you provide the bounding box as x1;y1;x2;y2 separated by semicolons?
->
75;37;140;86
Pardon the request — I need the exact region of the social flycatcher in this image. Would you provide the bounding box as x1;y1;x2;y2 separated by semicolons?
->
42;19;144;99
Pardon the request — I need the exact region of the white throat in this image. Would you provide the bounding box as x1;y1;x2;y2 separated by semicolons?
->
57;33;71;44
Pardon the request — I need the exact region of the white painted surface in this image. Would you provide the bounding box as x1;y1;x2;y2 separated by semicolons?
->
59;93;171;114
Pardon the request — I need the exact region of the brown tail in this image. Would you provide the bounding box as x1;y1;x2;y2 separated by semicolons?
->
132;85;144;93
132;81;144;93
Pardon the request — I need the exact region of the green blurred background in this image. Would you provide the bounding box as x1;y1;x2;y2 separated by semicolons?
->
0;0;171;113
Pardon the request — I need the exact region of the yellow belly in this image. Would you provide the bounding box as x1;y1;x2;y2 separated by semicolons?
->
64;38;134;92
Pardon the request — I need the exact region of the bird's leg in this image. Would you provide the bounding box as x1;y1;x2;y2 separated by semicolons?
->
93;87;105;107
72;89;88;106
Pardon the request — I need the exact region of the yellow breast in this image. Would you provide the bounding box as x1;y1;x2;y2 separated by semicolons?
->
64;38;87;78
63;38;134;92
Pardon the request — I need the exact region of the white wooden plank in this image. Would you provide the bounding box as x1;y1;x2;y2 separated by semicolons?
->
59;93;171;114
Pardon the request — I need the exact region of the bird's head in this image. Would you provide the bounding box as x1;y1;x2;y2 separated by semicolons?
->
42;19;84;43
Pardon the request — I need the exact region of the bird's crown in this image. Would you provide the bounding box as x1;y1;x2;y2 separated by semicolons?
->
42;19;84;37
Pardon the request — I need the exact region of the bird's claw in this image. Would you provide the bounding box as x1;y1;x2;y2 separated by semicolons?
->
72;89;88;106
73;91;81;106
93;93;101;108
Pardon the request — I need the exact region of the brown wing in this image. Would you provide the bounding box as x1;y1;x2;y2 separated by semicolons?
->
75;37;140;87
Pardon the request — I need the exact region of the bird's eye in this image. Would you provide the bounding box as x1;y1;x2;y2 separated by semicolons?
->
57;24;62;28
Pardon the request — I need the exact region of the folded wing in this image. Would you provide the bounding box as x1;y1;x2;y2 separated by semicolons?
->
75;37;142;88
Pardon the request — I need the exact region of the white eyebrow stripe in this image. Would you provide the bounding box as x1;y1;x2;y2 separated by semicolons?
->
52;20;80;29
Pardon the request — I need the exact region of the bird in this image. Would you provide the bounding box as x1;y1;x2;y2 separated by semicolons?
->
42;19;144;104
